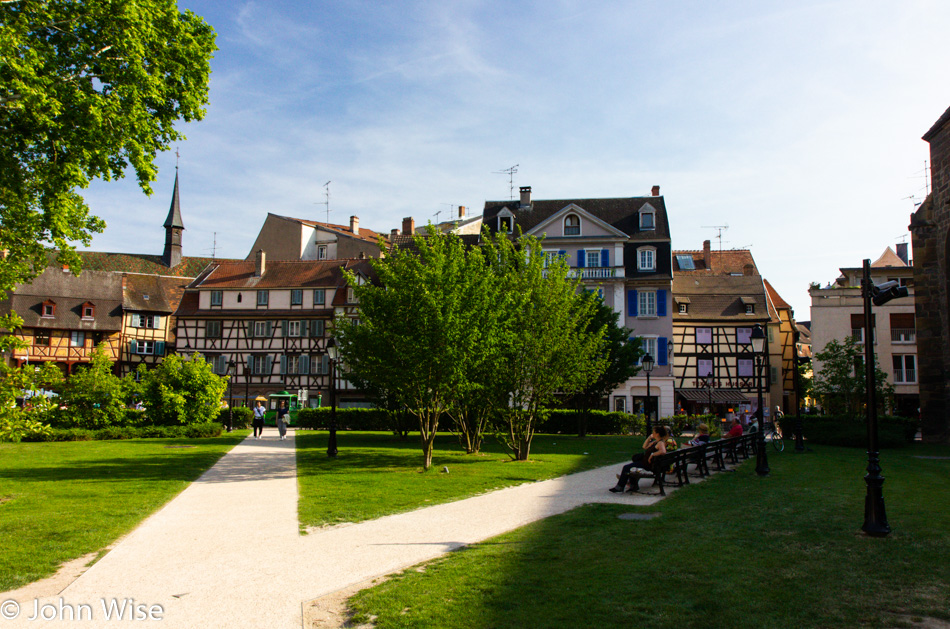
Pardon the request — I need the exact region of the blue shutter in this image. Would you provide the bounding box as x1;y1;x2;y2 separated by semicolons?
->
280;355;287;375
628;290;638;317
300;320;308;337
601;249;609;268
558;250;566;260
246;322;254;338
129;340;137;355
577;250;585;268
657;289;667;317
281;320;288;337
300;355;310;375
658;337;668;365
264;355;273;374
155;341;165;356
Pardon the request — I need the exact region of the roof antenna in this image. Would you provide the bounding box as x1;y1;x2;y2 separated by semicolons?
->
493;164;519;200
175;146;180;171
320;181;331;224
702;224;729;266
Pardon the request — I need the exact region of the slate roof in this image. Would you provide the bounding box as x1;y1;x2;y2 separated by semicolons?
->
1;268;123;330
163;172;185;229
71;250;226;278
482;195;672;241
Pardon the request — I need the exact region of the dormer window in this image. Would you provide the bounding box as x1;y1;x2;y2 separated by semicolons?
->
564;214;581;236
498;216;513;233
41;300;56;318
640;210;655;230
317;245;328;260
81;302;95;319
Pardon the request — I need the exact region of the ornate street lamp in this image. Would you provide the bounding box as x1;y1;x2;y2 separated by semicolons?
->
750;324;769;476
642;352;655;436
226;358;235;433
325;337;339;457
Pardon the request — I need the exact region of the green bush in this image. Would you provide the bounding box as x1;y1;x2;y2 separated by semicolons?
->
536;410;638;435
296;407;392;431
785;415;915;448
20;422;224;442
216;406;253;429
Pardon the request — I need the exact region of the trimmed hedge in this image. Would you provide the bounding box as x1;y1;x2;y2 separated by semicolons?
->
216;406;253;429
21;422;225;442
780;415;916;449
296;407;392;431
536;410;639;435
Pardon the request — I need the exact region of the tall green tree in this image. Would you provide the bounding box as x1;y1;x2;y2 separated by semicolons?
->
483;231;607;460
570;294;642;437
336;231;491;470
57;343;125;428
813;336;893;417
0;0;217;296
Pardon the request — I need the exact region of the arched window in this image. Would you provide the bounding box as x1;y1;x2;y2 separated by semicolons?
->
564;214;580;236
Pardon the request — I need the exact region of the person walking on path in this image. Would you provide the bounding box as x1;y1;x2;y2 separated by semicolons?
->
276;401;289;440
253;401;266;439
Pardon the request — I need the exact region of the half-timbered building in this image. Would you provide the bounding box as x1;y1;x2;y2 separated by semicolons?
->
671;242;773;418
764;279;802;413
482;185;676;418
174;252;374;408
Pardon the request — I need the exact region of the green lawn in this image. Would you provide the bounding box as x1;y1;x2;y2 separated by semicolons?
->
296;431;637;527
0;432;248;592
346;442;950;629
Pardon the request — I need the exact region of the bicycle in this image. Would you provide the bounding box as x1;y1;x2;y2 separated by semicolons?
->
764;422;784;452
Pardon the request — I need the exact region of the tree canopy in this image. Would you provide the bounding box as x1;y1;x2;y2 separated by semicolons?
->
0;0;217;296
813;336;893;417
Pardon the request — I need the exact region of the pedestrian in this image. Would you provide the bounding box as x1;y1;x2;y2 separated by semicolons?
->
276;401;288;441
253;401;266;439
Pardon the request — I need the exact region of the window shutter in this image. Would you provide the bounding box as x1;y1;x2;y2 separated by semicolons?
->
129;340;137;354
312;320;323;337
601;249;609;267
156;341;165;356
558;250;566;259
246;322;254;338
300;320;308;337
658;338;668;365
657;289;667;317
300;355;310;375
281;320;288;337
280;355;287;374
264;355;273;374
577;250;585;268
265;321;272;337
628;290;638;317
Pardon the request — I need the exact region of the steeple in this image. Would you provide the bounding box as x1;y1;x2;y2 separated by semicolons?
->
162;170;185;267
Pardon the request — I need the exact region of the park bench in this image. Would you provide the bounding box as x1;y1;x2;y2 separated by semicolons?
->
626;433;759;496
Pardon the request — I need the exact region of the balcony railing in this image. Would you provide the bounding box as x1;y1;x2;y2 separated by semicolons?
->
543;267;624;279
893;368;916;384
891;328;916;343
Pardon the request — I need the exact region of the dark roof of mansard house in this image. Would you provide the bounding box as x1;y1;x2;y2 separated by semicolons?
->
71;250;229;278
186;259;376;290
1;268;123;330
923;104;950;141
388;233;482;254
276;214;387;244
123;274;193;313
672;248;759;275
482;194;672;241
671;273;769;322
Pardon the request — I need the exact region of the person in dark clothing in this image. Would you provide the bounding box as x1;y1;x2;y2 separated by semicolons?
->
610;426;668;493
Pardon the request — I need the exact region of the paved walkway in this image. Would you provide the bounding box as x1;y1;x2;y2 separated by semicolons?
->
4;428;676;628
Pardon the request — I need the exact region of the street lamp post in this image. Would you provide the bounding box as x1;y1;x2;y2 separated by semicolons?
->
751;325;769;476
642;353;655;436
326;338;339;457
226;358;235;433
706;377;713;417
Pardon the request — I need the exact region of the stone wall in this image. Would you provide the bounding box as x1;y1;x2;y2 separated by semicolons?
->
910;106;950;442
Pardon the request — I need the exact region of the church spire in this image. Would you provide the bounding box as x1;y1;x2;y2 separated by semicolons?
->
162;170;184;267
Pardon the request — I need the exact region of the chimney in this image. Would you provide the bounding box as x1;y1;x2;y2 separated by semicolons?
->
520;186;532;207
255;249;266;277
896;242;909;265
703;240;711;269
402;217;415;235
651;185;660;196
121;274;127;290
458;205;466;218
390;228;399;239
350;215;359;234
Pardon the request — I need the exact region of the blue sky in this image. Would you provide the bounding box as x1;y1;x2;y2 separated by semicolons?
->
80;0;950;316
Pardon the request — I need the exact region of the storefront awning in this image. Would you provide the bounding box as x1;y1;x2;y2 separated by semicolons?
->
676;389;750;404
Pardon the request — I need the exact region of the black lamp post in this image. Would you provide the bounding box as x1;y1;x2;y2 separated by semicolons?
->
860;258;907;536
326;337;339;458
642;352;655;436
706;377;713;417
226;358;235;433
751;324;769;476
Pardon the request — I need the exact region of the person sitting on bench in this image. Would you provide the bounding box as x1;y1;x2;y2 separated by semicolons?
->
687;423;711;446
725;418;743;438
610;425;668;493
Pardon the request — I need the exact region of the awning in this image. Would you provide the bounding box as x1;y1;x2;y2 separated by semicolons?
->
676;389;750;404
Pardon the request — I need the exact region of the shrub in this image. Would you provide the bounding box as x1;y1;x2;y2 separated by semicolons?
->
785;415;914;449
536;410;638;435
296;407;391;431
55;345;127;429
140;353;227;426
216;406;253;429
20;422;224;442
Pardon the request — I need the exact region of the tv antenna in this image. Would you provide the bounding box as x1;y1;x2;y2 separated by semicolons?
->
206;232;217;259
493;164;519;200
435;203;453;224
702;224;729;249
316;181;331;224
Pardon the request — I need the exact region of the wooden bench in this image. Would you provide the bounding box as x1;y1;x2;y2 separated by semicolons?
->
627;433;759;496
